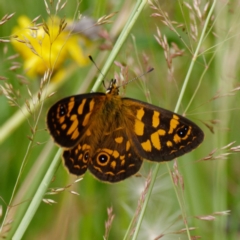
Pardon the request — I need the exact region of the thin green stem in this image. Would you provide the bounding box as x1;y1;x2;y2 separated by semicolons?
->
130;1;217;239
213;2;236;239
0;64;77;145
166;163;191;239
173;1;216;238
1;69;54;235
12;149;62;240
0;138;35;235
91;0;147;92
174;0;216;113
184;53;215;114
10;1;148;238
131;165;160;240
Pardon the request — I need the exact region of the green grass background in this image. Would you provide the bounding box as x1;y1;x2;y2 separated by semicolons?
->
0;0;240;239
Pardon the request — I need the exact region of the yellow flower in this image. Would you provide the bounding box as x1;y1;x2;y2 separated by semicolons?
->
11;15;98;78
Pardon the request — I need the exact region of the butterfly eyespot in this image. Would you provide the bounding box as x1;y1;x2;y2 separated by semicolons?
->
59;105;67;116
84;151;89;160
96;153;110;166
177;125;189;138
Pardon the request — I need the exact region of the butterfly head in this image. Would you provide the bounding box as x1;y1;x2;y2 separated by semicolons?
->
106;79;119;96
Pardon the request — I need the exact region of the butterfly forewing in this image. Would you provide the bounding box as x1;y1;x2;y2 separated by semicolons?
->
123;98;204;161
47;92;105;148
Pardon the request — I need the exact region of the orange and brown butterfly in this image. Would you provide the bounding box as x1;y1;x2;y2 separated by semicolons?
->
46;77;204;183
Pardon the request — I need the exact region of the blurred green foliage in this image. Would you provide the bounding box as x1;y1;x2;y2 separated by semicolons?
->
0;1;240;239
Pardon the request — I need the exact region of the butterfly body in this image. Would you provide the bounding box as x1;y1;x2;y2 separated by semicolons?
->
47;80;204;182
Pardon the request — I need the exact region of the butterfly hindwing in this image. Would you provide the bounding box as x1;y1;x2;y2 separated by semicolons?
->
88;128;143;182
46;92;105;148
63;128;143;182
63;142;90;176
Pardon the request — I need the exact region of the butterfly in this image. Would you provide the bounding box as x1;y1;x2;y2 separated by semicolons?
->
46;79;204;183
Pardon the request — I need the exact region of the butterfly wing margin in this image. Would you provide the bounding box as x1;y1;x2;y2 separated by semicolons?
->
122;98;204;161
46;92;105;148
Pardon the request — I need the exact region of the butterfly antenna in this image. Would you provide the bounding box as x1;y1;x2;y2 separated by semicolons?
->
89;55;106;88
121;67;154;87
